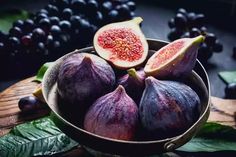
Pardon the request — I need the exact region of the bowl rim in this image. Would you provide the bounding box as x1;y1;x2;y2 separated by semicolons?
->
42;38;211;145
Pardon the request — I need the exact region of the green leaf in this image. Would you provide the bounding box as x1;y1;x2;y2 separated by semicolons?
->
34;62;53;82
218;71;236;84
178;122;236;152
0;117;78;157
0;9;30;33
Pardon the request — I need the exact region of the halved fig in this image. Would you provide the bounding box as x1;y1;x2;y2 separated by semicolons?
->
144;35;204;78
94;17;148;69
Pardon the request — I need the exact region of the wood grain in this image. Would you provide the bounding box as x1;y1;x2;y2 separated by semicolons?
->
0;77;50;136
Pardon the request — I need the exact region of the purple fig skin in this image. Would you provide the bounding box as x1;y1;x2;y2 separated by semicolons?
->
139;77;200;139
117;68;146;104
158;43;199;78
57;53;116;108
84;85;139;141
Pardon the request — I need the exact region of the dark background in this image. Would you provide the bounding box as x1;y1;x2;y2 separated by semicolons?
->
0;0;236;99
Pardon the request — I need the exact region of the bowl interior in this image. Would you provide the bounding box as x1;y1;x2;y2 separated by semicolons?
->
42;39;210;156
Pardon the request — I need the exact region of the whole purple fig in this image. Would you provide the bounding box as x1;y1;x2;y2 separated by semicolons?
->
84;85;139;141
139;76;200;139
57;53;116;108
117;68;146;104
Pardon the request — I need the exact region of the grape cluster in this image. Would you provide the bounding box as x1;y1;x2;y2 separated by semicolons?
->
167;8;223;64
0;0;136;78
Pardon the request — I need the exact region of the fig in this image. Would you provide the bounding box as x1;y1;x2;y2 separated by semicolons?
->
93;17;148;69
117;68;146;104
84;85;139;141
57;52;116;108
139;77;200;139
144;35;204;78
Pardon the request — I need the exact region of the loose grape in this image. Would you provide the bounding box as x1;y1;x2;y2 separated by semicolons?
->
18;96;42;113
225;83;236;99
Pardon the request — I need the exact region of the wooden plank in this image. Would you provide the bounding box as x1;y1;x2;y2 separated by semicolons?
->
0;77;50;136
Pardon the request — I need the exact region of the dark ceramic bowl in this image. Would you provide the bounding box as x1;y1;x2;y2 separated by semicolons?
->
42;39;210;156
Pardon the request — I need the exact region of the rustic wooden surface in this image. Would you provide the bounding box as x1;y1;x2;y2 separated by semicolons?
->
0;77;235;156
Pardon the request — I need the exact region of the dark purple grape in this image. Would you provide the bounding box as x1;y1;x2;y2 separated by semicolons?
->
130;11;135;17
225;83;236;99
168;18;175;28
37;42;45;52
87;0;99;11
177;8;187;15
46;34;54;43
181;31;190;38
0;42;5;52
62;8;73;20
116;4;131;19
9;27;22;37
101;1;113;14
53;40;61;50
213;40;223;53
174;13;187;29
8;37;20;47
200;26;207;34
45;4;59;16
32;28;45;41
18;96;42;112
168;28;183;41
49;16;60;25
127;1;136;11
38;9;48;15
197;43;212;62
232;46;236;59
187;12;196;27
93;11;103;25
59;20;71;32
79;19;90;30
190;27;201;37
39;18;51;31
35;13;48;23
21;35;32;46
46;35;54;48
50;25;61;36
24;19;35;33
71;0;86;13
13;20;24;28
194;14;205;27
205;33;216;46
70;15;81;28
108;10;119;20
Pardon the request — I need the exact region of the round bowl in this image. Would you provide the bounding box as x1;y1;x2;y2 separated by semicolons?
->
42;39;210;156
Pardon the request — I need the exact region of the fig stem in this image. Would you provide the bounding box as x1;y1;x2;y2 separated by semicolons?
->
193;35;205;44
127;68;143;83
81;55;93;65
131;17;143;25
